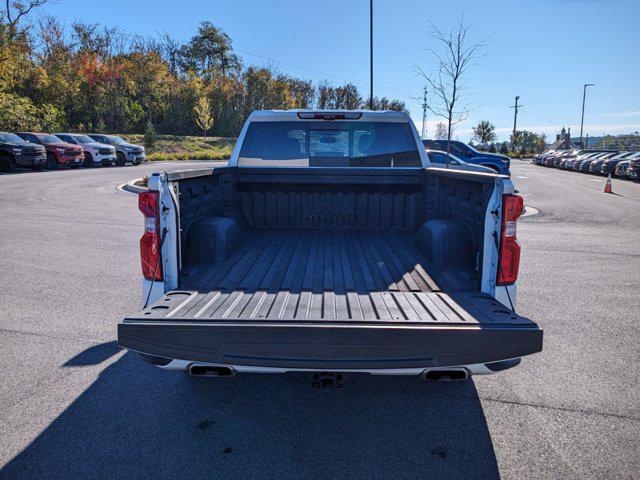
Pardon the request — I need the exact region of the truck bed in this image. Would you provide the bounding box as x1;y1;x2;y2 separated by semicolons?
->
153;229;502;323
119;164;542;370
120;229;542;369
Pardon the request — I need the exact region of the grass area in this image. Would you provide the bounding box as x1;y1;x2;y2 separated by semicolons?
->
121;134;235;161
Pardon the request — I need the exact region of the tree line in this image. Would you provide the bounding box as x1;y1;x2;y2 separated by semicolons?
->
0;3;406;137
470;120;547;154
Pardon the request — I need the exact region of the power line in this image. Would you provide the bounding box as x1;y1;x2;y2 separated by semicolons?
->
235;47;416;98
518;108;562;128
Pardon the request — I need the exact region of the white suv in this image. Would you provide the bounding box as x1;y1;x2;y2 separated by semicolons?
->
54;133;117;167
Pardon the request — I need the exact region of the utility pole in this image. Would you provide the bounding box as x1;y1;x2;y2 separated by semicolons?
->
580;83;595;149
421;86;428;139
510;96;522;152
369;0;374;110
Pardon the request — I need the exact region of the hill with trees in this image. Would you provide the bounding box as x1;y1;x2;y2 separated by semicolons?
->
0;2;406;139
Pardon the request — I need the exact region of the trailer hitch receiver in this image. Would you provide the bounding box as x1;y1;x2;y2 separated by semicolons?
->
310;372;346;390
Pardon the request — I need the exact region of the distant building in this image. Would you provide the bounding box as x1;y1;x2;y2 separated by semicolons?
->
549;127;578;150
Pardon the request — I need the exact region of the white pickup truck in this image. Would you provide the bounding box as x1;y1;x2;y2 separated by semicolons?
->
118;110;542;385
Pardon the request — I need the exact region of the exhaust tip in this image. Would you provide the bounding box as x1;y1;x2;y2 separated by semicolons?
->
422;368;468;382
189;364;236;378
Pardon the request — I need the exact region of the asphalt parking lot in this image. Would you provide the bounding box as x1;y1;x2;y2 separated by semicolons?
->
0;160;638;479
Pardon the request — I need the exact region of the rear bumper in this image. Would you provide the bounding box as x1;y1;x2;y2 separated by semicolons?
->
118;320;543;370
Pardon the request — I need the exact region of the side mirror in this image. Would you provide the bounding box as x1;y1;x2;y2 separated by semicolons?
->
449;160;459;165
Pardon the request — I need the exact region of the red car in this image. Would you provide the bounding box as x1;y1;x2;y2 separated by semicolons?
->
17;132;84;169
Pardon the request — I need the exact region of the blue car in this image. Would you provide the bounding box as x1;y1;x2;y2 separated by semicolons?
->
423;140;511;175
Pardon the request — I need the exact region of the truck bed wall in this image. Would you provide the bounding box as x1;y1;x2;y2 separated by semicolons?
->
171;167;496;289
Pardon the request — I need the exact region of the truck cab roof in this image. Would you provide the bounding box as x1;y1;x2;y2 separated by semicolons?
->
247;109;412;123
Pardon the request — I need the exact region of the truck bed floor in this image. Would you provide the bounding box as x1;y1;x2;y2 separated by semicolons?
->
184;230;442;294
136;230;524;326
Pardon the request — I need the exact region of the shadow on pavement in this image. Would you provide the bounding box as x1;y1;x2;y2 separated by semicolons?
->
62;341;121;367
2;348;499;480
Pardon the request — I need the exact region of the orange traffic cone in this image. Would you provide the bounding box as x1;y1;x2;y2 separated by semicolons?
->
604;174;613;194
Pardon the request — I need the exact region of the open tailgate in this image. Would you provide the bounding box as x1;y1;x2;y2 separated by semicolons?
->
118;290;542;370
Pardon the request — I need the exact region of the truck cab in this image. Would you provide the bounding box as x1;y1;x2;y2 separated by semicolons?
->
118;110;542;383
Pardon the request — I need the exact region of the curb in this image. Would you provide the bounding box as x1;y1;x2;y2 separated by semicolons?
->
116;178;147;195
521;206;540;218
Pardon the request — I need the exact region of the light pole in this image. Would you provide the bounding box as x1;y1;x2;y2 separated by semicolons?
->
369;0;374;110
580;83;594;149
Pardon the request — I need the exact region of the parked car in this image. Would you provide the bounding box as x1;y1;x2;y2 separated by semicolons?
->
579;152;617;173
543;154;559;167
17;132;84;169
615;159;631;179
118;109;542;382
574;152;608;171
54;133;117;167
628;154;640;181
536;151;556;166
553;150;580;168
565;152;597;170
539;150;562;166
425;149;497;173
542;150;574;167
535;150;556;166
589;156;615;175
422;139;510;174
599;152;634;176
0;132;47;171
88;134;145;166
532;150;556;165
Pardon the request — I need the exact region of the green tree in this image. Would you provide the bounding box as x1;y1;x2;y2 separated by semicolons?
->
317;82;335;109
334;83;361;109
472;120;497;145
143;120;157;151
178;22;240;79
194;94;214;139
0;12;409;137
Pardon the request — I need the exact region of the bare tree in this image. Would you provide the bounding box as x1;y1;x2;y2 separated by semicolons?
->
1;0;48;29
159;31;181;76
417;18;488;155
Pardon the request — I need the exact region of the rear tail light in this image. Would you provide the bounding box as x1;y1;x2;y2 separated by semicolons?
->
138;191;163;281
497;194;524;285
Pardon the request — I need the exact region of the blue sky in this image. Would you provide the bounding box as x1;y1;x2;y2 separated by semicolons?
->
40;0;640;141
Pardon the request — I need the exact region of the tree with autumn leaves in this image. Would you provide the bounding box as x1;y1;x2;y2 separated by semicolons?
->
0;3;407;137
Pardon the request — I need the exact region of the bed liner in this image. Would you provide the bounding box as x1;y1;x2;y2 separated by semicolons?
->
119;230;542;368
145;229;514;324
